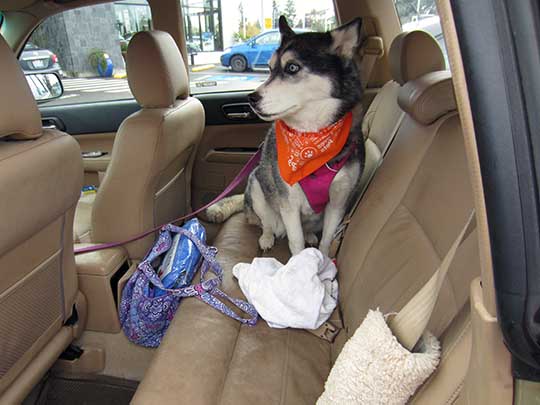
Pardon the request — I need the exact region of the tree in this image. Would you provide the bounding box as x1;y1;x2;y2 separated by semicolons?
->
246;21;261;38
234;20;261;42
283;0;296;26
305;9;326;32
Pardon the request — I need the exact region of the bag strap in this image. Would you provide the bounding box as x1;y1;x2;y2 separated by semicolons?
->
388;211;476;351
137;225;258;326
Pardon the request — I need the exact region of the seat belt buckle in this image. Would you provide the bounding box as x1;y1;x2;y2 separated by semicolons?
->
318;321;341;343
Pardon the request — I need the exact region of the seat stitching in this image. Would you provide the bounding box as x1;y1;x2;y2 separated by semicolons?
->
446;381;465;405
279;329;291;405
363;204;441;314
217;323;242;405
412;317;471;402
440;318;471;363
401;204;442;262
0;132;66;162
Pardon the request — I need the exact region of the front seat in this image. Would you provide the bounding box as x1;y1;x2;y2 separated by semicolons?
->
74;30;205;259
0;36;84;402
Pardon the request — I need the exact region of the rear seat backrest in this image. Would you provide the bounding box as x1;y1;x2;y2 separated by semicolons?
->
335;70;479;401
360;30;446;192
130;33;480;405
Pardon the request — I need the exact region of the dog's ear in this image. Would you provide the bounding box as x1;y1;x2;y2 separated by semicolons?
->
331;18;363;58
279;15;295;40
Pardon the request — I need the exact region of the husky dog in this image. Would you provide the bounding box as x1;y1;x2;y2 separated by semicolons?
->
206;16;366;256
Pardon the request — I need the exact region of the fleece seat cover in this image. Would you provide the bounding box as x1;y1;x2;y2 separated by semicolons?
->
318;309;440;405
232;248;338;329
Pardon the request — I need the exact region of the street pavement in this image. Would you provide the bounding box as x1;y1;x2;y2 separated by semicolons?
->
44;67;268;106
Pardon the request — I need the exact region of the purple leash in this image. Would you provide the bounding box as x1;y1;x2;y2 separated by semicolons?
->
75;149;262;255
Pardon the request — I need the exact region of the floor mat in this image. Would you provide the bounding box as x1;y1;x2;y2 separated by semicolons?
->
34;374;138;405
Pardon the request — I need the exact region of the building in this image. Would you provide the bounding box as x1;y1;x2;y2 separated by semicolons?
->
31;1;152;77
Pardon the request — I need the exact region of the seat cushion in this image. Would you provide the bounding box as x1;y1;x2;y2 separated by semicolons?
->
132;213;329;405
73;192;95;243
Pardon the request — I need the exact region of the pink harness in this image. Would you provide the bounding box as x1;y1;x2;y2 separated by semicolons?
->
298;145;356;214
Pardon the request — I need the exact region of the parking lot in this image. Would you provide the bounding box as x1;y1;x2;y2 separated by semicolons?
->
44;67;268;106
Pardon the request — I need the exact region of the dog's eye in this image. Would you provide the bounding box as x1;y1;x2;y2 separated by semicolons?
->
284;62;301;75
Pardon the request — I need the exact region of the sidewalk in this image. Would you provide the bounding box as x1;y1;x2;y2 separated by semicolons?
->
190;51;222;66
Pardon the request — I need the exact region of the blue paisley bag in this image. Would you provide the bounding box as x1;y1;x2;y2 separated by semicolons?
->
119;222;258;347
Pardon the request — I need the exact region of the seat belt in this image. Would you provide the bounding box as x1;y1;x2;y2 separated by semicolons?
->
310;211;475;344
328;110;406;259
389;211;476;351
358;36;384;88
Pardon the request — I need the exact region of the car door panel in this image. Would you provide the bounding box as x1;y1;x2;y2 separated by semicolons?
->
37;91;269;206
192;91;271;209
39;99;140;135
39;99;140;186
73;132;116;186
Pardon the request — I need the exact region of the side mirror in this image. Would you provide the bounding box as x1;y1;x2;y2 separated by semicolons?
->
250;41;257;48
25;72;63;103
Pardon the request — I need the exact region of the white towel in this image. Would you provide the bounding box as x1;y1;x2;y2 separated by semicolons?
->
232;248;338;329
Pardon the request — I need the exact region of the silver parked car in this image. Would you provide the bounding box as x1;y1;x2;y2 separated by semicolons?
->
18;42;63;77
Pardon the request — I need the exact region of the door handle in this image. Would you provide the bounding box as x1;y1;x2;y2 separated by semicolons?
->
222;103;258;121
41;117;66;131
225;111;254;120
82;151;108;158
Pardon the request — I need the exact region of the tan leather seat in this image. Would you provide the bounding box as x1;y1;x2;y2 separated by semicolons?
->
0;36;84;402
74;30;205;259
132;41;478;405
359;30;446;193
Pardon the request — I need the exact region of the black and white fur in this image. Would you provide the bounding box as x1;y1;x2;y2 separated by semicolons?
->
206;16;366;256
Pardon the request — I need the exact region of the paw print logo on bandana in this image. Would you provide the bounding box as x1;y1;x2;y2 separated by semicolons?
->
301;147;317;160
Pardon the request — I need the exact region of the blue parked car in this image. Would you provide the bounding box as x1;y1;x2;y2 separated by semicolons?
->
221;29;308;72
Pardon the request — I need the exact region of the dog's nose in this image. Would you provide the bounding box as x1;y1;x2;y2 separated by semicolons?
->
248;92;262;104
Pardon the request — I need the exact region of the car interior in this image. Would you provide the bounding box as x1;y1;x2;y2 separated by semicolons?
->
1;0;538;404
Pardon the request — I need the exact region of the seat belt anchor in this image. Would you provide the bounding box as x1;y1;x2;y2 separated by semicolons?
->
318;321;341;343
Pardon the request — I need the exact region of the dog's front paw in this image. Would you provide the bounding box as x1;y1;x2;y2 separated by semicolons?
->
259;233;275;251
319;242;330;257
205;205;225;223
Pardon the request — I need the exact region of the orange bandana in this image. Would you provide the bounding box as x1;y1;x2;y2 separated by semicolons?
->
275;111;353;185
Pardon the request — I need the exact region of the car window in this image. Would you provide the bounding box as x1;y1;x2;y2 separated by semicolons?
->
182;0;337;95
393;0;448;67
21;0;151;106
256;32;281;45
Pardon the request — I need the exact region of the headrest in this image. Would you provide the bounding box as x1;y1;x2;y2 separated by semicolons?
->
398;70;456;125
127;31;189;108
389;30;446;85
0;36;43;140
